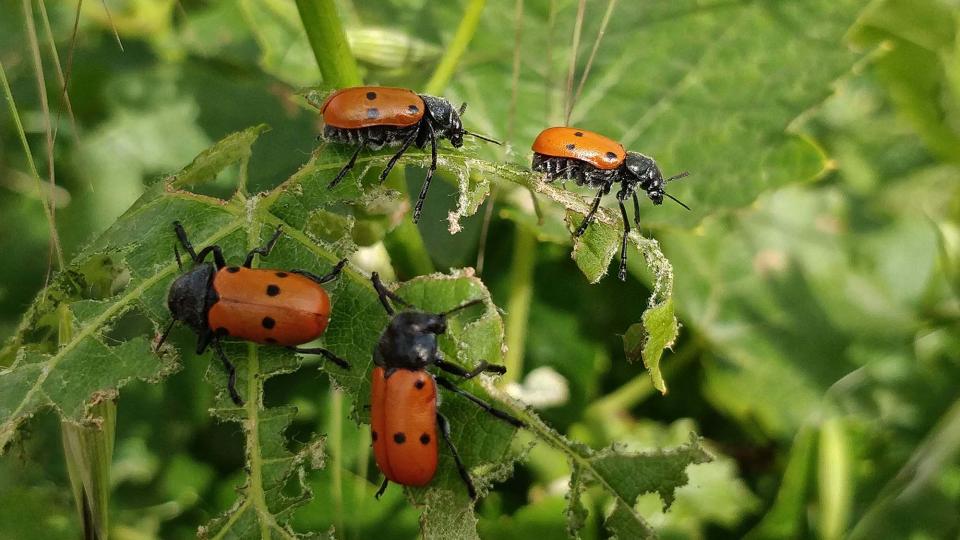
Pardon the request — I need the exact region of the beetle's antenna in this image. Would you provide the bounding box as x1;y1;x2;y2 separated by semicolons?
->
155;319;176;351
464;130;503;145
665;192;691;211
442;299;485;317
666;171;690;182
174;245;183;270
458;102;468;116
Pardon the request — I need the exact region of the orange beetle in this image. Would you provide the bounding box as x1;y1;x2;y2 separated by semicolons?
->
532;126;690;281
320;86;499;223
368;273;524;499
159;221;349;405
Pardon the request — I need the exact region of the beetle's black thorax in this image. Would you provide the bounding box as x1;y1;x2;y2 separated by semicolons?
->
374;311;447;370
167;264;218;334
419;94;465;148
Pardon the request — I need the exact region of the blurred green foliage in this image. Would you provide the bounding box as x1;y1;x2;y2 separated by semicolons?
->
1;0;959;539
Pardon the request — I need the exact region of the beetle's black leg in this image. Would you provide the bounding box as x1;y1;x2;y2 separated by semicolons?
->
287;346;350;370
375;477;390;499
434;358;506;380
618;200;631;281
243;225;283;267
371;272;412;315
412;122;438;224
212;340;244;406
437;412;477;500
632;192;642;228
176;222;228;268
195;245;228;269
378;129;418;184
435;376;525;428
328;139;366;189
174;221;227;268
574;189;604;237
174;245;184;270
173;221;198;260
291;258;348;285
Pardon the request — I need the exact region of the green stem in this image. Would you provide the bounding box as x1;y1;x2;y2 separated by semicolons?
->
294;0;436;277
58;304;115;540
383;169;435;278
328;388;345;537
384;219;435;278
503;225;537;383
424;0;487;94
295;0;362;88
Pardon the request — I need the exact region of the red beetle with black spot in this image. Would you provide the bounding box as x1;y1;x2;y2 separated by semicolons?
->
320;86;499;223
532;126;690;280
367;273;524;499
158;221;349;405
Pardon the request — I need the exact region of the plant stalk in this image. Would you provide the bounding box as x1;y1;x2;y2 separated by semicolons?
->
58;304;114;540
295;0;362;88
503;225;537;384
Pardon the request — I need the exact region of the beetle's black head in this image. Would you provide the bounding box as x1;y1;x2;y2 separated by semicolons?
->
421;94;465;148
167;264;215;334
624;152;665;205
374;311;448;370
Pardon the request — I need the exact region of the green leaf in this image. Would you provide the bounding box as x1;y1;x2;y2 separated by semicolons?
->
623;298;678;395
239;0;321;87
453;0;865;227
568;209;619;284
849;0;960;162
485;382;712;538
745;426;816;540
1;127;546;537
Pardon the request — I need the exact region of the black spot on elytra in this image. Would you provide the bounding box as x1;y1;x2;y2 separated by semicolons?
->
414;379;425;389
265;337;277;344
262;317;275;329
408;104;419;114
372;430;378;441
367;108;380;119
574;131;584;137
227;266;240;273
393;432;406;444
419;433;431;445
215;327;230;337
266;284;280;296
566;143;576;150
366;91;377;100
605;151;618;160
275;272;288;278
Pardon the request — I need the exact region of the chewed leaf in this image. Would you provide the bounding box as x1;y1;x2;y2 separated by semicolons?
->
624;298;679;394
170;124;270;188
199;405;317;539
446;157;491;234
568;210;619;284
484;384;711;538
